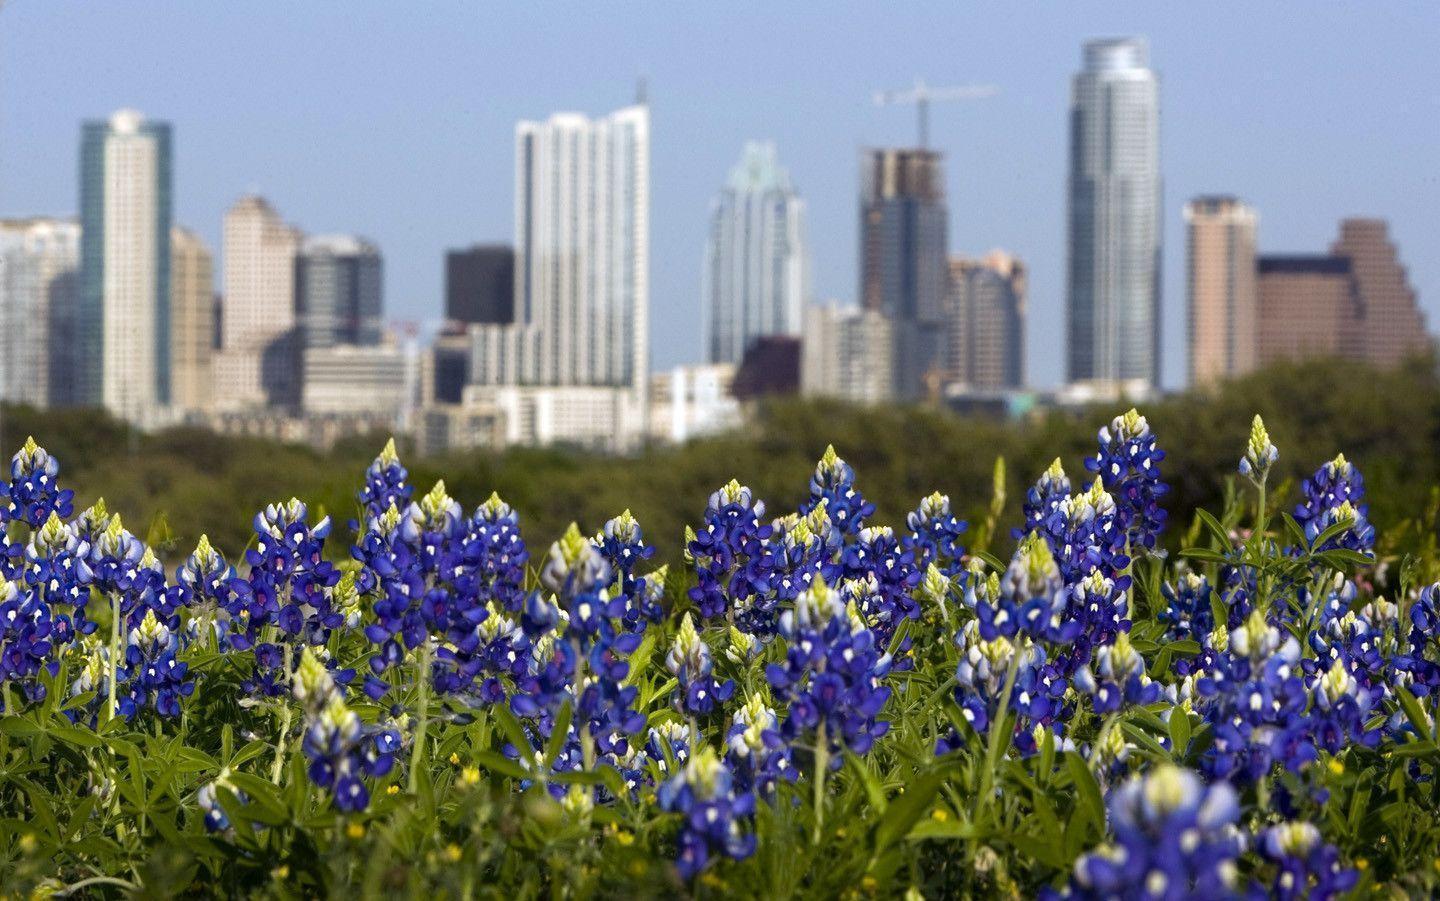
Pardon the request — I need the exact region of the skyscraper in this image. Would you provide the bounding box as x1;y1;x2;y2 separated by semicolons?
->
169;227;215;413
1066;38;1161;391
860;148;947;400
1185;196;1258;386
512;104;649;391
296;234;383;348
214;195;302;410
1330;218;1428;367
0;218;80;408
802;302;894;404
78;109;173;421
445;245;514;326
702;141;808;365
946;251;1026;390
1257;256;1363;365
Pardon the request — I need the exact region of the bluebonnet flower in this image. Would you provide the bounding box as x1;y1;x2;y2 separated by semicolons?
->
0;579;65;708
295;648;399;812
665;613;734;717
1260;821;1357;901
459;492;530;614
1018;457;1071;540
171;534;235;646
937;618;1063;755
196;780;242;834
800;445;874;537
4;437;74;528
1398;583;1440;697
1238;415;1279;485
686;480;774;624
904;491;969;576
1086;409;1168;552
841;526;921;634
1160;572;1215;642
657;747;757;880
1076;631;1160;714
766;579;892;758
1061;765;1243;900
1307;659;1379;754
357;438;412;525
980;532;1077;645
1191;610;1313;782
118;607;195;718
766;502;838;606
595;509;655;601
1292;454;1373;553
724;693;794;795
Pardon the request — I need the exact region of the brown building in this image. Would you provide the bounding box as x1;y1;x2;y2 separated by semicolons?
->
946;251;1026;390
1257;256;1362;365
1185;197;1258;386
170;227;215;413
1331;218;1428;367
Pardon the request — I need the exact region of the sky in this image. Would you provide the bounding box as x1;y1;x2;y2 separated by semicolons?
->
2;2;1437;389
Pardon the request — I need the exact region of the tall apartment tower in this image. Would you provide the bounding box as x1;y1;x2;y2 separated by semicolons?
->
78;109;173;421
0;218;80;408
1185;196;1258;386
702;141;809;365
1066;38;1162;391
445;245;514;326
215;195;303;410
296;234;383;348
1331;219;1428;367
860;148;947;400
946;251;1026;390
169;227;214;413
513;104;649;391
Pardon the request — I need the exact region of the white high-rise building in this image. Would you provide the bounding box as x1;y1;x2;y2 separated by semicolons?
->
1066;38;1161;391
462;102;649;451
512;103;649;391
0;218;81;408
702;142;808;365
78;109;173;422
214;195;303;410
801;302;894;404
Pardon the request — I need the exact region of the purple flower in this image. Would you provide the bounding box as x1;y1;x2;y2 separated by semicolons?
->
657;747;756;879
1086;409;1168;552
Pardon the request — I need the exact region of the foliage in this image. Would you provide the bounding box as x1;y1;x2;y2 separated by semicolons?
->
0;361;1439;898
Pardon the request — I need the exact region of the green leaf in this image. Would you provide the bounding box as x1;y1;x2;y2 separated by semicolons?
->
474;750;529;780
492;704;535;757
1168;711;1192;759
543;700;573;769
873;761;958;851
1180;547;1230;565
1396;687;1435;741
843;749;888;815
1064;752;1104;830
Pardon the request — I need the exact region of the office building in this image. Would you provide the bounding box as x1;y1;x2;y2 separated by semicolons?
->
1066;38;1162;391
649;364;742;444
296;234;382;349
802;303;894;404
170;227;215;413
702;141;808;364
301;343;409;419
78;109;173;421
947;251;1026;391
1331;218;1428;367
1256;256;1362;365
1186;197;1258;386
0;218;80;408
445;245;514;326
860;148;947;400
733;335;802;399
215;195;302;410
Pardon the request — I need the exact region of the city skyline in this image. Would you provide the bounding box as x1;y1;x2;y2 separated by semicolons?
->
1;4;1437;390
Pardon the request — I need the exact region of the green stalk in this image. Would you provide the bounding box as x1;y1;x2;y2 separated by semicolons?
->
106;592;121;722
409;641;432;793
977;643;1023;825
811;720;829;846
270;644;294;784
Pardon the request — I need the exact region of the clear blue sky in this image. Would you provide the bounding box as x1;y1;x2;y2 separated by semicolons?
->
3;2;1436;389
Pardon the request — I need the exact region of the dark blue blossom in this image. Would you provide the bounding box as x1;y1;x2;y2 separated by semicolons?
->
1259;821;1357;901
657;747;756;880
1060;765;1243;900
356;438;413;525
295;649;399;812
0;579;66;708
686;480;774;624
904;491;969;576
4;437;74;528
1292;454;1373;553
1018;457;1071;540
1086;409;1168;552
800;445;874;537
665;613;734;717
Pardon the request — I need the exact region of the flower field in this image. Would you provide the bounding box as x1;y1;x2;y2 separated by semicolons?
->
0;411;1438;898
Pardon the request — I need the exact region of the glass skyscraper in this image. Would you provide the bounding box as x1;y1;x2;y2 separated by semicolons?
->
296;234;383;349
1066;38;1161;390
702;141;808;365
78;108;173;420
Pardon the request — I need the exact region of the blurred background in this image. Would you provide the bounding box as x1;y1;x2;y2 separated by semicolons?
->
0;2;1437;560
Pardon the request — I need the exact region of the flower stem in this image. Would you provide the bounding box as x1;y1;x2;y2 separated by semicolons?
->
270;644;294;784
978;641;1023;825
408;641;432;793
106;593;121;722
812;720;828;845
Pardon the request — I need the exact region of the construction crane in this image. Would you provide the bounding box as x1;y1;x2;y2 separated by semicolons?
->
872;78;999;149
